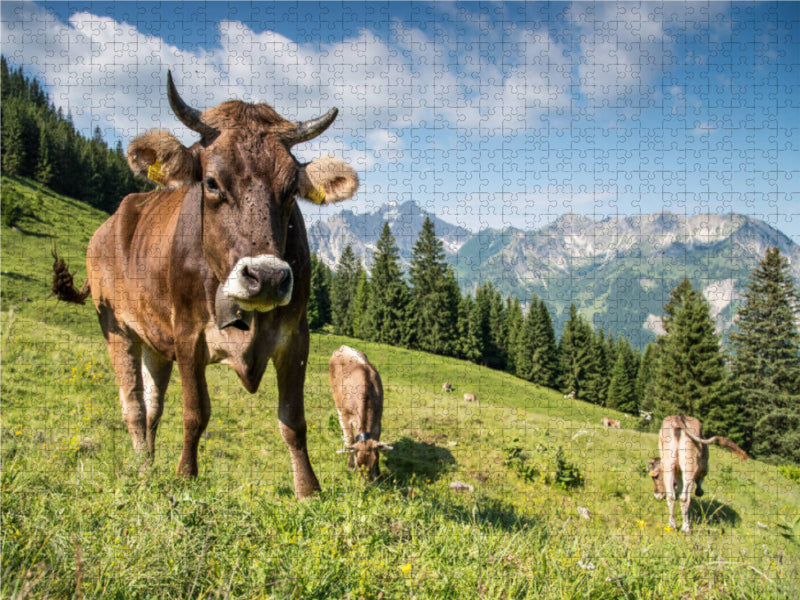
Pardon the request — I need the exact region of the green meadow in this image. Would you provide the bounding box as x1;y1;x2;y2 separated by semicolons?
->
2;175;799;599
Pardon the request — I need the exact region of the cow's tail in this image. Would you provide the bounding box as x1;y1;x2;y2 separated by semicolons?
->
51;247;90;305
683;429;748;461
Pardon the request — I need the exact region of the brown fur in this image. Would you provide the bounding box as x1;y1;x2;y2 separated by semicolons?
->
649;415;747;533
329;346;391;479
52;77;357;499
464;392;477;402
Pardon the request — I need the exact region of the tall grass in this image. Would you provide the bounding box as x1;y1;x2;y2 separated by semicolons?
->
2;176;799;598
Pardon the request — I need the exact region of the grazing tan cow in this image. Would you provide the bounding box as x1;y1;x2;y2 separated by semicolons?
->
329;346;392;479
601;417;621;428
648;415;747;533
442;381;453;393
464;392;477;403
52;72;358;498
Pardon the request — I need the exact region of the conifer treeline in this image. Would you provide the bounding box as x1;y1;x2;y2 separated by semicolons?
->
309;217;645;411
311;221;800;465
1;57;148;212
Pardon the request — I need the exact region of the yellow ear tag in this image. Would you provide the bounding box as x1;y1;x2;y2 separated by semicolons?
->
307;185;326;204
147;160;166;186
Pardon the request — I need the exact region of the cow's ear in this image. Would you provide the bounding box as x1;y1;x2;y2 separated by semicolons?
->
127;130;200;187
376;442;393;452
298;155;358;204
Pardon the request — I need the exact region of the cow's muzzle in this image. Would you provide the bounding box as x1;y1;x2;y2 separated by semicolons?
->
221;255;293;311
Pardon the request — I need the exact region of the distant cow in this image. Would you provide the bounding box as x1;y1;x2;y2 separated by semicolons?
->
52;72;358;498
442;381;453;393
648;415;747;533
464;392;477;403
329;346;392;479
563;391;576;400
602;417;621;429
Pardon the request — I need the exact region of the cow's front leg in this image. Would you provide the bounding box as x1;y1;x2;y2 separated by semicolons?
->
103;328;147;453
175;351;211;477
141;347;173;458
274;329;320;498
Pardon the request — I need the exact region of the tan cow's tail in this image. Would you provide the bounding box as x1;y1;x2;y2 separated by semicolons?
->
683;429;748;461
51;248;90;305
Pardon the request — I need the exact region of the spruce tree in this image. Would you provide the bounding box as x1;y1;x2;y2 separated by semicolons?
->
307;253;332;330
1;101;25;176
331;245;359;336
366;223;411;346
729;247;800;461
651;278;740;440
636;343;656;414
457;293;482;362
488;286;508;370
558;304;594;398
505;297;524;375
34;125;53;186
607;345;637;413
584;329;610;406
531;298;560;388
352;268;371;339
408;217;458;355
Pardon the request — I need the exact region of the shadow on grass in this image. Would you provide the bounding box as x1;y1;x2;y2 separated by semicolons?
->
432;493;541;533
691;498;741;527
16;227;53;238
382;436;455;486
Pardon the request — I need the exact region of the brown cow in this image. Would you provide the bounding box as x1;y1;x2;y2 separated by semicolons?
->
648;415;747;533
601;417;621;428
464;392;477;403
52;72;358;498
442;381;453;393
329;345;392;478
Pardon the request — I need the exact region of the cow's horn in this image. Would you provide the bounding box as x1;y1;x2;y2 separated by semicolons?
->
167;70;219;141
288;107;339;145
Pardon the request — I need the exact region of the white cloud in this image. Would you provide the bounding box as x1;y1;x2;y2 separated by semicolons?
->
568;2;671;100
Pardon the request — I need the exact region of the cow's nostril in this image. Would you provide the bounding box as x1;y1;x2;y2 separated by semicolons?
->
241;265;257;282
241;264;261;293
278;269;292;297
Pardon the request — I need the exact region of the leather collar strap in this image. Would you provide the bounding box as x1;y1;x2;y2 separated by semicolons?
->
355;432;372;442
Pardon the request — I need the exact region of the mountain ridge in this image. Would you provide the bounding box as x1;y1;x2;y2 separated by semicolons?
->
308;201;800;347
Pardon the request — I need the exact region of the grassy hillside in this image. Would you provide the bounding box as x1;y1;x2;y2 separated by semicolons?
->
3;176;799;599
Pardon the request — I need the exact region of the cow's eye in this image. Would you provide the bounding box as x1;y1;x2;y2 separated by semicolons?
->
204;177;220;193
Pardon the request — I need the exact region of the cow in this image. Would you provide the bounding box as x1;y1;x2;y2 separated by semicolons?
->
464;392;477;403
601;417;621;428
51;72;358;498
442;381;453;393
647;415;747;533
329;345;392;479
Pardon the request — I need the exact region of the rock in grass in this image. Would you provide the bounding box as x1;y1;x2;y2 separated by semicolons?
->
450;480;475;492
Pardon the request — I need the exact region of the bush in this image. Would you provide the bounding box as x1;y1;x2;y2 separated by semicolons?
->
779;464;800;484
503;439;584;490
1;187;26;228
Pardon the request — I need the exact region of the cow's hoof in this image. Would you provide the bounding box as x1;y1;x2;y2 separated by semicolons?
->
296;487;321;500
695;487;704;497
176;461;198;478
682;526;692;534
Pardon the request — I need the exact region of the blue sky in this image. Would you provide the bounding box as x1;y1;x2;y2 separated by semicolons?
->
2;2;798;240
